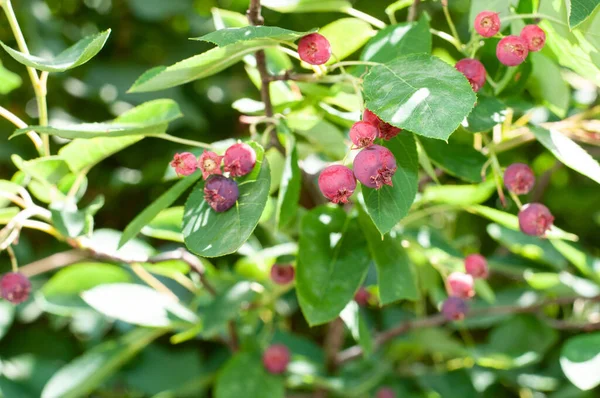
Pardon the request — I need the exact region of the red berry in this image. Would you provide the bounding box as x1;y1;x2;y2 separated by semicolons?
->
455;58;486;92
270;264;295;285
447;272;475;299
518;203;554;237
504;163;535;195
442;297;468;321
298;33;331;65
0;272;31;304
318;165;356;204
170;152;198;177
474;11;501;38
354;287;371;307
262;344;290;374
353;145;397;189
223;143;256;177
497;36;529;66
198;150;223;180
465;254;489;279
376;387;396;398
349;121;378;149
203;175;239;212
520;25;546;52
363;109;401;140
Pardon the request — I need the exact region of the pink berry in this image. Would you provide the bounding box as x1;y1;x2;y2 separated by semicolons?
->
447;272;475;299
518;203;554;237
363;109;401;140
270;264;295;285
262;344;290;374
349;121;378;149
474;11;501;38
504;163;535;195
455;58;486;92
353;145;397;189
376;387;396;398
497;36;529;66
442;297;469;321
198;151;223;180
354;287;371;307
465;254;489;279
203;175;239;212
170;152;198;177
298;33;331;65
318;165;356;204
0;272;31;304
520;25;546;52
223;143;256;177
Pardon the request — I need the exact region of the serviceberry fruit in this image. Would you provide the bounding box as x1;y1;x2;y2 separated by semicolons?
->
447;272;475;299
520;25;546;52
354;287;371;307
203;175;239;212
270;264;295;285
497;36;529;66
518;203;554;237
170;152;198;177
349;121;378;149
223;143;256;177
504;163;535;195
465;254;489;279
474;11;501;38
353;145;397;189
263;344;291;374
455;58;486;92
198;150;223;180
0;272;31;304
298;33;331;65
363;109;401;140
318;165;357;204
376;387;396;398
442;297;469;321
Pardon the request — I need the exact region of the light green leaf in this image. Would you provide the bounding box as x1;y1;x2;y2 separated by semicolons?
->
287;107;346;159
262;0;352;13
214;352;285;398
50;202;87;238
422;180;496;205
0;207;19;224
560;332;600;390
319;18;375;65
569;0;600;28
43;263;132;297
0;301;14;341
141;207;184;242
527;53;569;118
12;155;71;184
201;281;258;337
0;30;111;72
340;301;373;356
276;132;301;229
419;137;487;183
212;8;248;29
195;26;314;47
0;61;22;95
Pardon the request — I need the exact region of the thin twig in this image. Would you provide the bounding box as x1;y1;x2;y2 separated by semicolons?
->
407;0;419;22
324;317;345;372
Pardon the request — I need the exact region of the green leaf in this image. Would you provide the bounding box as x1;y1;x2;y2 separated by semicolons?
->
422;180;496;205
195;26;314;47
201;281;258;337
464;95;506;133
214;352;285;398
0;301;15;341
287;107;346;159
527;53;570;118
363;54;477;141
569;0;600;28
141;207;184;242
50;202;87;238
0;30;111;72
276;133;301;229
560;332;600;390
531;126;600;185
262;0;352;13
419;137;487;183
296;207;370;326
0;207;19;224
340;301;373;356
43;262;132;297
0;180;23;208
0;61;22;95
362;133;419;235
319;18;375;65
13;155;71;184
183;142;270;257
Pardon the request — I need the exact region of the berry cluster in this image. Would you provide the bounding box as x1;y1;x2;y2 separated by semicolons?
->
170;143;256;213
0;272;31;304
441;254;489;321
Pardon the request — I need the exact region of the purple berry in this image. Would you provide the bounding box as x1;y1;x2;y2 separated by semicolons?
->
504;163;535;195
442;297;469;321
455;58;486;92
465;254;489;279
263;344;290;374
520;25;546;52
198;150;223;180
353;145;397;189
363;109;401;140
298;33;331;65
354;287;371;307
349;121;378;149
447;272;475;299
0;272;31;304
203;175;239;212
518;203;554;237
497;36;529;66
474;11;501;38
223;143;256;177
270;264;295;285
376;387;396;398
318;165;357;204
170;152;198;177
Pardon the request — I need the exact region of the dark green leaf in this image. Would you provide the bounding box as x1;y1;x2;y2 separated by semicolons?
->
262;0;352;13
195;26;314;47
0;301;14;341
560;332;600;390
201;282;258;337
569;0;600;28
527;53;570;118
276;133;301;229
214;352;284;398
419;137;487;183
464;95;506;133
141;207;184;242
0;61;22;95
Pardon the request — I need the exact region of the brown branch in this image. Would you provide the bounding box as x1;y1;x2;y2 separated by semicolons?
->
324;317;345;372
408;0;419;22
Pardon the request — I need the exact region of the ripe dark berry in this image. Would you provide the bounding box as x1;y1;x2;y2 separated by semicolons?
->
198;150;223;180
518;203;554;237
376;387;396;398
455;58;486;92
170;152;198;177
520;25;546;52
497;36;529;66
465;254;489;279
504;163;535;195
270;264;295;285
349;121;378;149
298;33;331;65
203;175;239;212
447;272;475;299
262;344;290;374
353;145;397;189
354;287;371;307
0;272;31;304
363;109;401;140
442;297;468;321
223;143;256;177
318;165;356;204
474;11;501;38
